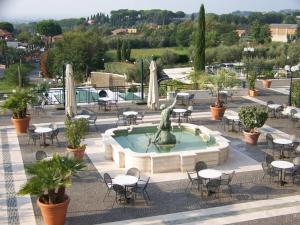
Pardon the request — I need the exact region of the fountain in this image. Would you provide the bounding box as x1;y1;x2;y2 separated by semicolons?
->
103;99;230;173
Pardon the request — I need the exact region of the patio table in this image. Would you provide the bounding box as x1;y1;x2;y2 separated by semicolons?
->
173;108;187;123
114;175;138;201
123;111;138;125
198;169;222;180
271;160;294;186
74;115;90;120
268;104;282;110
294;113;300;119
98;97;112;111
35;127;53;147
273;138;293;158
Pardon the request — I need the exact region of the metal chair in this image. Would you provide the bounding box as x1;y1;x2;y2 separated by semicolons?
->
182;110;192;123
46;124;59;145
116;111;127;126
35;151;47;161
131;177;150;205
136;111;145;124
265;154;274;165
112;184;127;208
103;173;114;202
222;117;233;131
206;179;221;198
188;94;195;105
220;171;235;195
186;170;203;193
194;161;207;172
27;127;41;145
88;114;98;131
261;162;279;183
126;167;141;179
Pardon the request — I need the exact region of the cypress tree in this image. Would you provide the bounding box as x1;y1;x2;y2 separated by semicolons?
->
194;4;205;72
116;39;122;61
125;41;131;61
121;41;126;61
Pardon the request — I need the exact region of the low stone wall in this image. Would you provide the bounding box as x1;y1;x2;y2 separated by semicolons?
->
91;72;126;87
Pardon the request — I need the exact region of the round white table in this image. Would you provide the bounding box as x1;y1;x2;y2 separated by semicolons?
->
173;108;187;123
273;138;293;158
198;169;222;179
74;115;90;120
35;127;53;147
114;175;138;186
271;160;294;186
123;111;138;117
99;97;112;102
268;104;282;109
273;138;292;145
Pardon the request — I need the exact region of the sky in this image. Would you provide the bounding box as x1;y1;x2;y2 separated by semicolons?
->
0;0;299;22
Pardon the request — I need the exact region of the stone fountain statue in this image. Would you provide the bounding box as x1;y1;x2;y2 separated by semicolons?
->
152;97;177;145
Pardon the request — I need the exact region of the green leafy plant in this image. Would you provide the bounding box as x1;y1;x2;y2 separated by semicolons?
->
262;70;274;79
18;154;86;204
247;71;257;90
199;69;240;107
65;118;88;149
239;105;268;133
1;89;36;119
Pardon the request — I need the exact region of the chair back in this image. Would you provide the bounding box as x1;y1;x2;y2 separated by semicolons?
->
99;90;108;97
103;173;112;187
206;179;221;192
189;94;195;100
293;157;300;166
265;154;274;165
194;161;207;172
261;162;269;172
228;171;235;183
81;109;90;115
126;167;141;179
267;101;274;105
290;109;297;117
36;151;47;161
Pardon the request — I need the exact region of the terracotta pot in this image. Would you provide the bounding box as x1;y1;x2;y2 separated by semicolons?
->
67;147;85;160
210;106;226;121
11;116;30;134
243;131;261;145
262;80;272;88
248;89;258;97
37;195;70;225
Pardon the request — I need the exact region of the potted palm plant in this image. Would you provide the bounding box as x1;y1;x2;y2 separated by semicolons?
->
1;89;35;133
207;69;240;120
18;154;86;225
65;118;88;160
239;105;268;145
247;71;258;96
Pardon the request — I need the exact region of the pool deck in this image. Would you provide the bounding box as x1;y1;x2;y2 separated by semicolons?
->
0;79;300;225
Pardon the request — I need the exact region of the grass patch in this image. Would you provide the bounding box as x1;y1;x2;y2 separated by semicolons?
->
106;47;188;60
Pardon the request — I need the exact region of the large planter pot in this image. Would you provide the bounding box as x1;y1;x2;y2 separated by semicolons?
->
11;116;30;134
67;147;85;160
243;131;261;145
37;195;70;225
262;80;272;88
248;89;258;97
210;106;226;121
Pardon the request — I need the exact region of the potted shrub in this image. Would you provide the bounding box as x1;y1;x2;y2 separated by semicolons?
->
261;70;274;88
239;105;268;145
65;118;88;160
18;154;85;225
247;72;258;96
1;89;35;134
206;69;240;120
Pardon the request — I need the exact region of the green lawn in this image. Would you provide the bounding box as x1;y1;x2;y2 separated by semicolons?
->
106;47;188;60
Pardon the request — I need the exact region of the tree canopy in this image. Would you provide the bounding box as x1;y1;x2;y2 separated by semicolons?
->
0;22;14;32
36;20;62;37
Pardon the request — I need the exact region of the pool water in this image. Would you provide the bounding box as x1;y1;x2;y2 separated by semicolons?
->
113;130;216;153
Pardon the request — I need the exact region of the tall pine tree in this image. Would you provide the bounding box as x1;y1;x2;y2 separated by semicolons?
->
194;4;205;72
116;39;122;61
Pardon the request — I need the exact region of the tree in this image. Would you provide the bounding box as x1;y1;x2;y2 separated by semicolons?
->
0;22;14;32
116;39;122;61
250;21;271;44
296;24;300;40
17;31;32;43
121;41;127;61
46;30;106;81
0;40;7;63
36;20;62;47
194;4;206;72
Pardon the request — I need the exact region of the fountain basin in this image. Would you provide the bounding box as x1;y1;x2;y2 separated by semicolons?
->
103;123;230;173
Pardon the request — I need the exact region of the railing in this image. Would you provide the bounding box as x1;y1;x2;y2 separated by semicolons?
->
0;83;195;105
